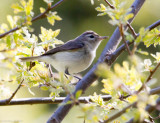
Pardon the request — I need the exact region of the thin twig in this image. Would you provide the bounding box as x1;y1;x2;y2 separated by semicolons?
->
146;62;160;82
48;64;54;78
127;22;137;38
5;79;24;104
137;62;160;93
119;24;132;55
0;95;112;106
126;22;137;54
0;0;65;39
104;0;115;9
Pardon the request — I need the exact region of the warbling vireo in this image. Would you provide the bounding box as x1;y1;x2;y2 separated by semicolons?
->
20;31;108;75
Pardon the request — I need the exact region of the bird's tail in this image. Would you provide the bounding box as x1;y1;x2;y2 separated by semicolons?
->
20;56;40;62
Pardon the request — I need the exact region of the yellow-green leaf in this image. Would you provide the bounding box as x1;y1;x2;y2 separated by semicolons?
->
75;90;82;99
40;7;45;13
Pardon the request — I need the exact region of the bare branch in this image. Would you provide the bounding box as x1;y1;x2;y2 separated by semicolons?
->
48;64;54;78
127;22;137;38
119;24;132;55
0;95;111;106
0;85;159;107
47;1;146;123
0;0;65;39
150;86;160;95
147;20;160;31
146;63;160;82
104;0;115;9
137;62;160;93
5;79;24;104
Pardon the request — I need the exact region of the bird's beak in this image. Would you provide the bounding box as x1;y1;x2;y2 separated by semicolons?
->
99;36;109;40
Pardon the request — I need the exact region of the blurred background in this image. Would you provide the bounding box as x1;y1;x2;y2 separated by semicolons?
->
0;0;160;122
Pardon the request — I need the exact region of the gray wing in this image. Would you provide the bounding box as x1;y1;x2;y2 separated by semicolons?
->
41;40;85;56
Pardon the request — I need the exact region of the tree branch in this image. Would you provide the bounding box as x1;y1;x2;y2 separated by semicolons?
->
104;0;115;9
47;0;146;123
5;79;24;104
0;95;111;106
0;0;65;39
0;86;159;107
146;20;160;31
127;22;137;38
119;24;132;55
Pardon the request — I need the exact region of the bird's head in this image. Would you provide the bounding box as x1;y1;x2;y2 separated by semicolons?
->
77;31;108;50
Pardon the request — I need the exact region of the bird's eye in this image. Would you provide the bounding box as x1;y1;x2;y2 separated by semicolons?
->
89;35;94;38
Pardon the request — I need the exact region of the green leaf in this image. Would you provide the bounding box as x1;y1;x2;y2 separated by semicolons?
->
125;32;134;42
136;49;149;55
7;15;20;29
47;17;55;26
6;36;12;48
39;27;61;42
66;100;73;105
75;90;82;99
95;4;106;12
125;13;134;21
40;7;45;13
40;85;49;91
7;15;14;28
20;0;26;7
96;1;134;26
151;52;160;63
52;29;60;38
0;24;9;33
25;0;34;16
47;12;62;25
11;3;24;14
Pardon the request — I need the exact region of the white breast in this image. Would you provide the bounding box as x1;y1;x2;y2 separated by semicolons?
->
39;49;96;74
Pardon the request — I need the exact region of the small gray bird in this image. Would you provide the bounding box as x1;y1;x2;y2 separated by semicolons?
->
20;31;108;76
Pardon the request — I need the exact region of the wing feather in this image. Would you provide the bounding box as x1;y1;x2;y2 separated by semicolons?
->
41;40;84;56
